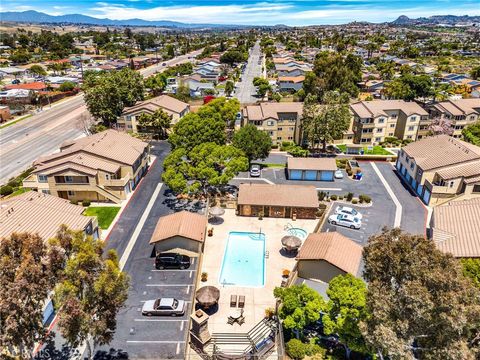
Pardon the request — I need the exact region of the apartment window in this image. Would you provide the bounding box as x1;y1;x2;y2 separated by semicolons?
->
454;125;463;130
410;162;414;170
390;124;396;128
361;138;369;143
410;116;417;122
288;136;293;140
267;121;274;126
378;118;385;124
405;157;409;164
126;115;132;121
375;137;382;142
449;181;455;188
105;174;111;180
470;115;476;121
38;175;48;183
391;114;398;119
65;176;73;183
268;131;274;136
388;133;394;136
407;135;413;139
376;128;382;133
408;126;415;131
362;128;373;133
278;127;283;131
41;189;50;194
67;190;75;196
290;127;294;131
473;185;480;193
277;136;282;140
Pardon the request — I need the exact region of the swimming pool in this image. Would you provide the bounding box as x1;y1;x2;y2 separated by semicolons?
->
219;231;266;287
287;227;308;240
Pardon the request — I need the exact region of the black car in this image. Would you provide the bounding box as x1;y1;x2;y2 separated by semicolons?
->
155;253;191;270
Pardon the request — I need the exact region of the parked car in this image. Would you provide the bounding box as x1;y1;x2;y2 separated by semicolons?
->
334;170;344;179
162;62;166;66
142;298;185;316
155;253;191;270
11;79;20;84
328;214;361;229
335;206;362;220
250;164;261;177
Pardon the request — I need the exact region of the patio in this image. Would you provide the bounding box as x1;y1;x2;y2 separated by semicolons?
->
198;209;318;334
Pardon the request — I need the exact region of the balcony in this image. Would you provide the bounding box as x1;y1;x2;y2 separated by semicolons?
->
104;175;130;187
426;180;458;195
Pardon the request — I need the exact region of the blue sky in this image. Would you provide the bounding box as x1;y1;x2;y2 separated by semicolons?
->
2;0;479;25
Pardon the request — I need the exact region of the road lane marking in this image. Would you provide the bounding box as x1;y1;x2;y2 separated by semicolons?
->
126;341;186;344
146;284;192;287
234;177;274;184
119;183;163;270
370;162;402;227
134;319;188;322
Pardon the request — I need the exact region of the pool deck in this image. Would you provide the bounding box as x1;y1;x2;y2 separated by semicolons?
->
198;209;318;334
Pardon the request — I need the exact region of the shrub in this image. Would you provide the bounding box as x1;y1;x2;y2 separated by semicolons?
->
346;169;352;176
70;200;78;205
352;199;358;204
330;195;337;200
359;198;364;204
346;192;354;201
82;200;91;207
339;196;344;200
0;185;13;196
359;194;371;203
286;339;307;360
318;191;327;201
336;158;348;169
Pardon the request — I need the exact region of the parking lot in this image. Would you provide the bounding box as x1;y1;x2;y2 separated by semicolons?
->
232;158;426;244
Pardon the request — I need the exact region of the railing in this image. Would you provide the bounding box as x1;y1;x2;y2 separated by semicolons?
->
103;175;130;187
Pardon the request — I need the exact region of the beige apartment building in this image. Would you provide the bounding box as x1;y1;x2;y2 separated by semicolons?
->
117;95;190;133
23;130;150;204
350;100;429;144
396;135;480;206
421;99;480;139
242;102;304;145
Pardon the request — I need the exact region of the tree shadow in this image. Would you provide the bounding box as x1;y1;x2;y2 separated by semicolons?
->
34;336;80;360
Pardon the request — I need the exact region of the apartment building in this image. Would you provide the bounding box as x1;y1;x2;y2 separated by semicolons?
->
421;99;480;139
242;102;303;145
350;100;429;144
118;95;190;132
396;135;480;206
23;130;150;204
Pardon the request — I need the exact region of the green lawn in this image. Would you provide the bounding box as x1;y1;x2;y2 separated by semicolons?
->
0;114;32;129
83;206;121;229
261;163;286;168
336;144;392;156
8;188;30;198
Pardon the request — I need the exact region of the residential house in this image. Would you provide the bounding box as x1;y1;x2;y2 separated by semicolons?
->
242;102;304;144
0;191;99;325
396;135;480;206
350;100;429;144
23;130;150;204
149;211;207;257
293;232;363;283
424;99;480;139
278;76;305;92
430;198;480;258
118;95;190;132
237;183;318;219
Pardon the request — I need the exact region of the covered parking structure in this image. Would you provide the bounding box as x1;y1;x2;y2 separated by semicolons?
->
287;157;337;181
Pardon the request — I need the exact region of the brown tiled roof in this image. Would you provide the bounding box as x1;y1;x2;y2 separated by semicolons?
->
150;211;207;244
278;76;305;83
297;232;363;275
244;102;303;121
122;95;189;115
36;130;148;166
402;135;480;171
288;157;337;171
237;183;318;208
0;192;92;240
432;198;480;258
433;99;480;116
350;100;428;118
436;160;480;180
34;153;120;175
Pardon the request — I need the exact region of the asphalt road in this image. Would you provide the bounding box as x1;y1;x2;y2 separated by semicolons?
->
0;49;202;185
234;41;263;104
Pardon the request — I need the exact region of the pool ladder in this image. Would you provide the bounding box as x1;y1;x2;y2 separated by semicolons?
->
265;251;269;259
284;223;293;231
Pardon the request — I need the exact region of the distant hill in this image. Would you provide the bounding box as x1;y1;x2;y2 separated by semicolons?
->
0;10;245;29
391;14;480;25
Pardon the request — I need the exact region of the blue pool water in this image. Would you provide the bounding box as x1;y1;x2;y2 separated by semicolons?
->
219;231;266;287
287;228;308;240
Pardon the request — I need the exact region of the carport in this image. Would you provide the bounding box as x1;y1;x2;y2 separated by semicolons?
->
287;157;337;181
149;211;207;256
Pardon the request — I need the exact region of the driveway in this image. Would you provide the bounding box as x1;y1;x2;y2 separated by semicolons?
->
234;41;263;104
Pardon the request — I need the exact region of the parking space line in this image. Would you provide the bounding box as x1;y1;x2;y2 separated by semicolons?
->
150;269;194;272
191;258;195;265
119;183;163;270
315;187;342;191
180;321;184;331
134;319;188;322
371;162;402;227
176;342;181;354
234;177;274;184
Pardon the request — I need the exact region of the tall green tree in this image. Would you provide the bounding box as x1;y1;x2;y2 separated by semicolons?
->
137;108;171;138
29;64;47;76
361;228;480;360
83;68;144;125
462;258;480;290
0;232;66;359
323;274;369;354
145;72;167;96
225;80;234;97
302;91;351;151
55;237;129;360
220;50;247;66
274;284;327;338
162;142;248;196
199;97;240;128
232;124;272;164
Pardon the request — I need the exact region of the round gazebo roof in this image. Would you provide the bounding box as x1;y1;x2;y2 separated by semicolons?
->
195;286;220;307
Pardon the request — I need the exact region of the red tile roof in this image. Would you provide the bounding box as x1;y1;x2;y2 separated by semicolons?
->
4;82;47;91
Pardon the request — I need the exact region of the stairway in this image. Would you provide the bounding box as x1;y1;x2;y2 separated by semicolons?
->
95;185;123;204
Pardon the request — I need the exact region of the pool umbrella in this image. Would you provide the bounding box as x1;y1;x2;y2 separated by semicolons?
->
281;235;302;251
209;206;225;217
196;286;220;308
